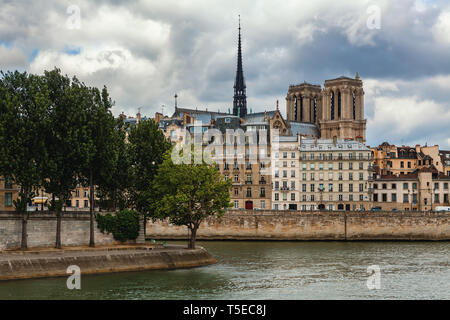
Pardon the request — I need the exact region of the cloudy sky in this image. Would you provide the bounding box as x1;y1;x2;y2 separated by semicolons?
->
1;0;450;148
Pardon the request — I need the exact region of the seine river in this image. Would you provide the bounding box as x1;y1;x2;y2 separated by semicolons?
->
0;241;449;300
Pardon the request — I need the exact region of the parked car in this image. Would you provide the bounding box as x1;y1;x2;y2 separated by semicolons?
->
391;208;400;212
434;206;450;212
370;207;382;212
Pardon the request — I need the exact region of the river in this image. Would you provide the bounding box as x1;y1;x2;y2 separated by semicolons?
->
0;241;449;299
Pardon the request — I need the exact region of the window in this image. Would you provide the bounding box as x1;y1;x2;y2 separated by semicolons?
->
359;162;364;170
328;163;333;170
310;164;315;170
382;183;387;189
412;183;417;190
291;152;295;159
234;188;239;196
291;193;295;201
339;184;343;192
260;188;265;197
338;162;343;170
275;170;279;178
349;184;353;192
359;173;363;181
329;183;333;191
283;152;287;159
234;174;239;182
4;177;12;189
349;162;353;170
382;194;387;202
359;184;364;192
444;183;448;189
434;183;439;190
408;162;411;168
403;183;408;190
291;170;295;177
349;195;354;201
260;200;265;209
291;181;295;190
434;194;439;203
5;193;12;207
75;189;80;197
338;173;343;180
283;161;287;167
392;183;396;189
234;200;239;209
400;161;404;168
84;200;89;208
349;173;353;180
246;188;252;197
310;173;315;181
274;204;279;210
310;184;315;192
302;173;306;180
392;194;397;202
319;163;324;171
403;194;408;203
302;184;307;192
275;193;279;201
359;194;364;201
283;170;287;178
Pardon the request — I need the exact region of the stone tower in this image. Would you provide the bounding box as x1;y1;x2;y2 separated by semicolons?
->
233;16;247;118
286;82;322;124
319;74;366;142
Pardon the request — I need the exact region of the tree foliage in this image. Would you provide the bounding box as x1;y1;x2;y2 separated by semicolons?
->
151;151;232;249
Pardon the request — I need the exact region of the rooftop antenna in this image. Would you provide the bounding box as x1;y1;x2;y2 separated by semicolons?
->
174;93;178;110
161;105;165;115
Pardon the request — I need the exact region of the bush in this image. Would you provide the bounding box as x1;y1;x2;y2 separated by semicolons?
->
96;210;140;242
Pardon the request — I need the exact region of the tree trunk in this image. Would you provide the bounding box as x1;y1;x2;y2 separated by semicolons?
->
188;224;199;249
89;169;95;247
55;208;62;249
21;211;28;250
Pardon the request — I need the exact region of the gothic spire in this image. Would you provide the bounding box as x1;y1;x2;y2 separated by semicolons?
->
233;15;247;118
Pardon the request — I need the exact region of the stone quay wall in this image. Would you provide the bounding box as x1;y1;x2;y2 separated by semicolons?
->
146;210;450;241
0;246;216;280
0;211;118;250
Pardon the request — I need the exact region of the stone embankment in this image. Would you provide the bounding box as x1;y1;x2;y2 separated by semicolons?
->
146;210;450;241
0;245;216;281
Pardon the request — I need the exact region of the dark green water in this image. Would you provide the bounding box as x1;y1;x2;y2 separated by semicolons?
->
0;241;449;300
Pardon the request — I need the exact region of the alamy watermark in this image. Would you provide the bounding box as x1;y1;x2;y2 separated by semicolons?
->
66;5;81;30
66;265;81;290
366;265;381;290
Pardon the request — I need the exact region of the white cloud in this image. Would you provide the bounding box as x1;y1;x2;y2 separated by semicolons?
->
0;45;27;70
433;10;450;45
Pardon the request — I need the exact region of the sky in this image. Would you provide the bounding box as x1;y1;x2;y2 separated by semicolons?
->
0;0;449;149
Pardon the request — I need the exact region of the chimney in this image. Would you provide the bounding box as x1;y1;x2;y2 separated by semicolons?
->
137;110;141;124
333;136;337;146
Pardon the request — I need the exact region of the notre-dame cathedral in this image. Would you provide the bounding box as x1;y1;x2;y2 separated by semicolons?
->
285;75;366;142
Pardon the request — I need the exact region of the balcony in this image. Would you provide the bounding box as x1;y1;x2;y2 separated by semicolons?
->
280;186;290;192
245;180;253;185
259;180;266;185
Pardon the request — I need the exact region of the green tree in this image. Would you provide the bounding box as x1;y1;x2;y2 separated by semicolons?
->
79;85;117;247
151;152;232;249
96;118;132;212
128;119;171;219
0;71;49;249
42;68;91;249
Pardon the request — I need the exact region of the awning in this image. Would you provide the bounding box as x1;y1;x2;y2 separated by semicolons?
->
32;197;48;204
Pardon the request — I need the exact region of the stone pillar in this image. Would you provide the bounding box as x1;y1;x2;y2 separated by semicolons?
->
358;89;365;120
304;94;311;123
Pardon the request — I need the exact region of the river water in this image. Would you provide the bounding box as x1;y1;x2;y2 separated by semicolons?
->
0;241;449;300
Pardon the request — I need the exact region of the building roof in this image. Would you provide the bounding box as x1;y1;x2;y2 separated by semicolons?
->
289;121;320;137
244;111;276;123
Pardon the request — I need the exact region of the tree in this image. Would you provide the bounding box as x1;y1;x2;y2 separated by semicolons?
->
127;119;171;219
96;118;132;212
42;69;91;249
79;85;117;247
151;151;232;249
0;71;49;249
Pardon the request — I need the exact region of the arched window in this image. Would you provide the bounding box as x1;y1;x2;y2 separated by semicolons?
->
313;97;317;123
300;96;303;121
353;91;356;120
337;90;341;119
294;96;298;121
331;91;335;120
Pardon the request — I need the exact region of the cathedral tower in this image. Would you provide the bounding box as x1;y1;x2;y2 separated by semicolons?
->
319;74;366;142
286;82;322;124
233;16;247;118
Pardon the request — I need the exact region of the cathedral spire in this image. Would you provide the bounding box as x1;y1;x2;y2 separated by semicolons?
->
233;15;247;118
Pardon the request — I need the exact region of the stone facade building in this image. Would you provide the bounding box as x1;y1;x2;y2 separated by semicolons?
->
0;177;18;211
372;167;450;211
